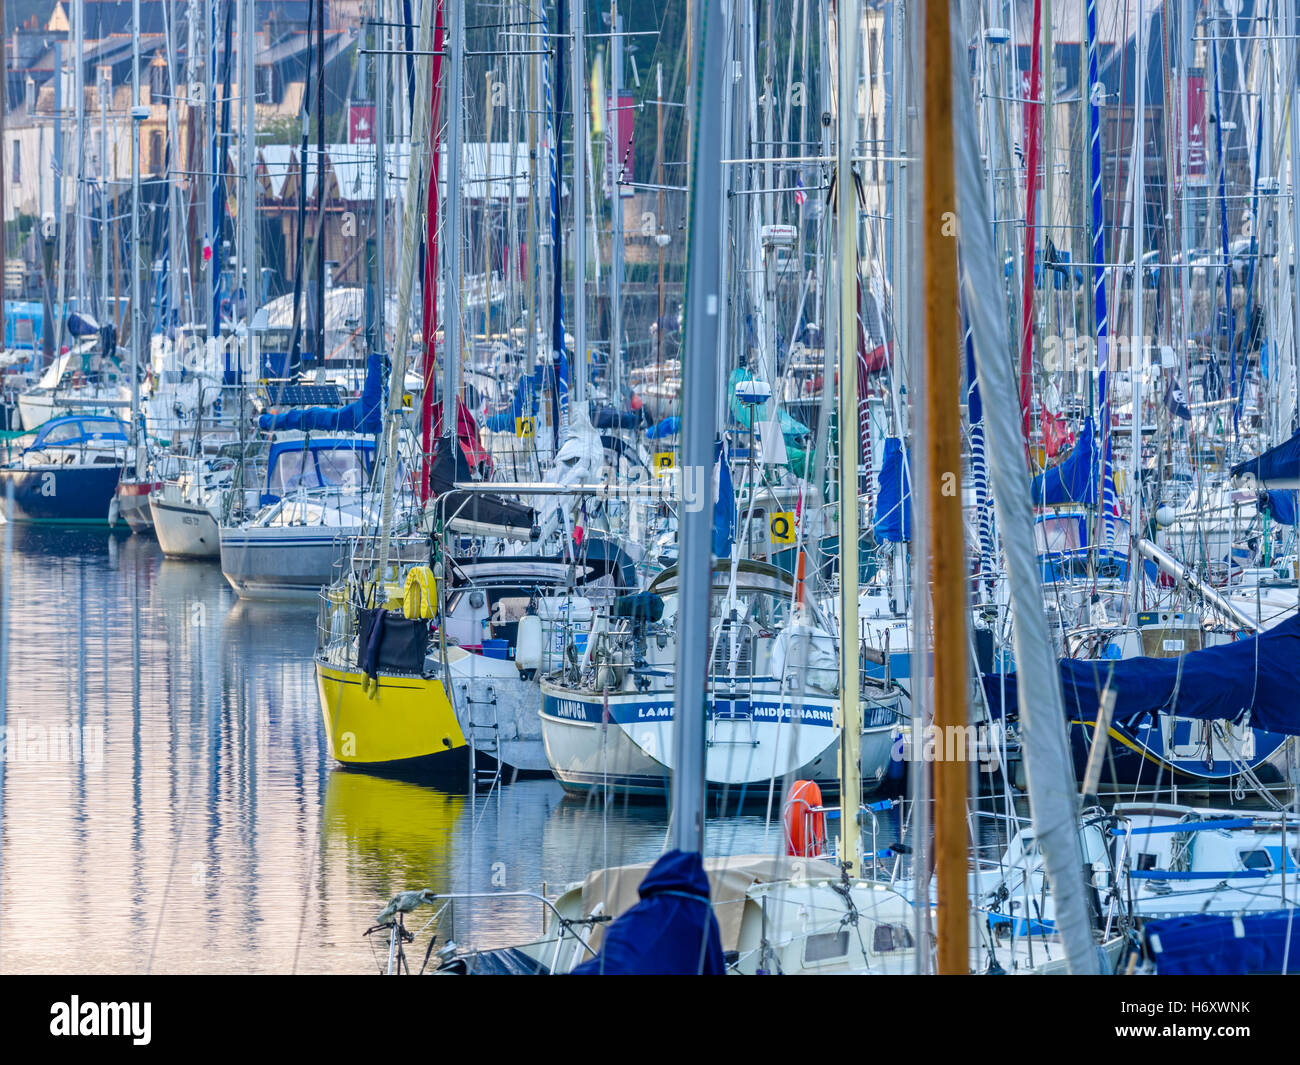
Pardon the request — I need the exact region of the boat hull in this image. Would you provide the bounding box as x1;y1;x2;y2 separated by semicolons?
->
316;658;469;775
539;683;898;799
0;463;122;524
220;527;346;600
116;480;159;532
151;496;221;558
1065;717;1295;790
444;647;551;773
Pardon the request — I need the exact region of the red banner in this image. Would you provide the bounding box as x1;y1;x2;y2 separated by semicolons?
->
349;105;375;145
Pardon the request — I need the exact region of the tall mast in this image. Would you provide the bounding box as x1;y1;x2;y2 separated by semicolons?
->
670;0;724;855
1129;0;1147;552
101;65;110;325
525;2;539;382
377;0;436;576
922;0;967;974
443;0;463;435
1289;0;1300;421
243;0;257;327
74;0;86;311
419;0;445;497
570;0;587;410
373;11;386;360
129;0;143;458
654;61;664;371
834;0;862;874
608;0;624;396
1017;0;1044;442
0;0;5;341
315;0;325;365
204;3;215;341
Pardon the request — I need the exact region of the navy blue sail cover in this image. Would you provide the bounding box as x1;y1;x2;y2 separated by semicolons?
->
257;353;384;434
1032;417;1097;505
1145;911;1300;974
982;614;1300;736
1232;426;1300;488
873;436;912;542
571;850;724;975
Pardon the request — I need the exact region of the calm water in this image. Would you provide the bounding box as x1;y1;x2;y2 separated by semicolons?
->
0;528;840;973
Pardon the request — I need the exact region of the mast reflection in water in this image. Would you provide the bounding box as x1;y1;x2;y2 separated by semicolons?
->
0;530;791;972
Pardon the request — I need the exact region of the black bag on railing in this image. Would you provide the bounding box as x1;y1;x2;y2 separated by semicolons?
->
357;607;431;677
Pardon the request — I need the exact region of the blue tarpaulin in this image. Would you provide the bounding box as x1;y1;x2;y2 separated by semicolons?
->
485;365;543;432
646;416;681;440
1032;417;1097;505
256;353;384;434
982;614;1300;736
1232;427;1300;488
571;850;725;975
1146;911;1300;974
873;437;912;542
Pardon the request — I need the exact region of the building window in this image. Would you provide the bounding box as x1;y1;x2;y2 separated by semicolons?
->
11;141;18;184
149;132;163;174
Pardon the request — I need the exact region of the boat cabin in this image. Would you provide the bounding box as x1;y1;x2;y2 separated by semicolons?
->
261;436;375;505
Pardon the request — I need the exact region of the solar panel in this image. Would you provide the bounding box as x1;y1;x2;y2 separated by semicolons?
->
262;384;343;407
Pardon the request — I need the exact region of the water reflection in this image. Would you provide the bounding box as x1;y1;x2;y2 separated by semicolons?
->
0;529;814;972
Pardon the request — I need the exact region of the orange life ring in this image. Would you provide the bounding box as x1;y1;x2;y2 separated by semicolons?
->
783;779;827;857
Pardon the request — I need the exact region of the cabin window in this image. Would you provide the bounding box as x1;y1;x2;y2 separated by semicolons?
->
1239;849;1274;872
1135;852;1159;871
42;423;81;444
1035;516;1082;554
315;448;367;489
872;923;914;953
270;448;368;494
804;930;849;963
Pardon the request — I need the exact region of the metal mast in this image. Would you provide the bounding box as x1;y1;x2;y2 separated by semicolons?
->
570;0;587;409
443;0;463;433
669;0;725;855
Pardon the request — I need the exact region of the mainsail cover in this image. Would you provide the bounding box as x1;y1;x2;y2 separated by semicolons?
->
982;614;1300;735
873;436;912;542
1145;911;1300;975
1031;417;1097;505
256;352;384;434
1231;426;1300;489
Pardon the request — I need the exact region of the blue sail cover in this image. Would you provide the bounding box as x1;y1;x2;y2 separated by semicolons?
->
570;850;724;975
982;614;1300;735
713;439;736;557
873;437;912;542
1232;427;1300;488
1032;417;1097;505
1261;489;1297;526
1145;911;1300;975
484;364;544;432
256;353;384;434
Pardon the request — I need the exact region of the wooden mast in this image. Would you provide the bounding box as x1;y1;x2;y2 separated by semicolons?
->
923;0;968;974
